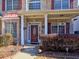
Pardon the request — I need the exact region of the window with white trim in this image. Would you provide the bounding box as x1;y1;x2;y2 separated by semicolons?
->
51;23;65;34
7;0;12;10
54;0;70;9
6;0;21;11
28;0;41;10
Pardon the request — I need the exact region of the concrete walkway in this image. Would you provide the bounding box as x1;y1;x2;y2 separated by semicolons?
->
5;45;38;59
12;52;36;59
13;45;37;59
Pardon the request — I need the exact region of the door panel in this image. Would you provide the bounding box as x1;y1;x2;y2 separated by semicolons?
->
31;25;38;43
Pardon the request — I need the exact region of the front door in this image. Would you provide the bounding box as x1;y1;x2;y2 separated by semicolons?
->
31;25;38;43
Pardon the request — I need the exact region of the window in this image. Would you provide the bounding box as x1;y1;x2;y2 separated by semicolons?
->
53;0;70;9
5;22;17;38
29;0;41;10
51;23;65;34
29;3;40;9
52;25;58;33
6;0;21;11
54;0;61;9
74;31;79;34
13;0;20;10
7;0;12;10
59;25;64;34
62;0;69;9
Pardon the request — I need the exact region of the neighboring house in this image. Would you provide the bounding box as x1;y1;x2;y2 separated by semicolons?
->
1;0;79;45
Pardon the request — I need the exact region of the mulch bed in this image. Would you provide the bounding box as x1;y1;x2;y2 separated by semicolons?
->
0;45;21;59
35;51;79;59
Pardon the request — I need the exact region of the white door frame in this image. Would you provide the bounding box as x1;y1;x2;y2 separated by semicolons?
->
27;22;41;43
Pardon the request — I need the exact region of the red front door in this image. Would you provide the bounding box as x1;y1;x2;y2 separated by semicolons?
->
31;25;38;43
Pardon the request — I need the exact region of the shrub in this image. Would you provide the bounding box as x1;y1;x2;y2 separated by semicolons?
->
4;33;14;46
0;33;14;47
0;35;4;47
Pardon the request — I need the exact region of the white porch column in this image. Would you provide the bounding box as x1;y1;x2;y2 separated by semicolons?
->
44;14;48;34
21;15;24;46
70;19;74;34
2;20;5;35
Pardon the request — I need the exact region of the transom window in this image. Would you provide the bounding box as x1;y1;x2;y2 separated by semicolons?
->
54;0;69;9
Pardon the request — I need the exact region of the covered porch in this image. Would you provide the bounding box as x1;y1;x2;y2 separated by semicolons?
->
2;9;79;45
21;9;79;45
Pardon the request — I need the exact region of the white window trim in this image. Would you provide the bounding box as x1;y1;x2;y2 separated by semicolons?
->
12;0;13;10
69;0;70;9
61;0;62;9
26;0;29;11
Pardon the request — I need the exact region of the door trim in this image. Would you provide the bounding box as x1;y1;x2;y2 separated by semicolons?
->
30;24;39;43
27;22;41;43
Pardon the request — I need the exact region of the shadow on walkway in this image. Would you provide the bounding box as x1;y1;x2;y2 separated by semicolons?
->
20;45;38;56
